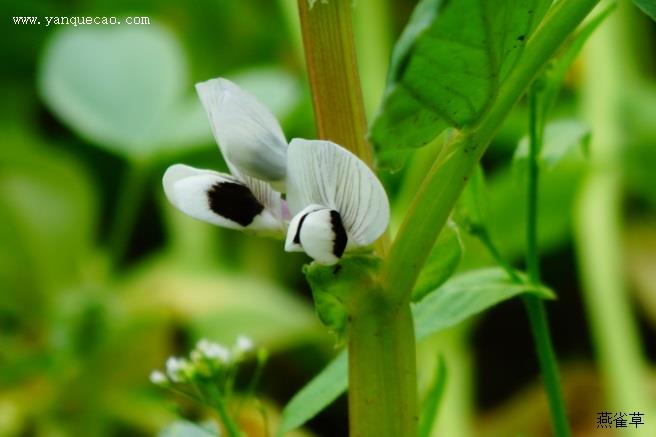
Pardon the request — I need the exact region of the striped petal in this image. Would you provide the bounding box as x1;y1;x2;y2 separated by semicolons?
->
286;139;389;248
196;78;288;184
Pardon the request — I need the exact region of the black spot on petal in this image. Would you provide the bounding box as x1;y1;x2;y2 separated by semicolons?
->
293;212;311;245
329;210;348;258
207;181;264;226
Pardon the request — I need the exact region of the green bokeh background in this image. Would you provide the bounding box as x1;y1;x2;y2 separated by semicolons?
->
1;0;655;436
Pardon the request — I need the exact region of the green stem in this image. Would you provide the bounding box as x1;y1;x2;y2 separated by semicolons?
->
383;0;601;305
523;84;571;437
348;298;418;437
297;0;372;165
215;398;242;437
522;297;570;436
107;159;149;266
297;2;414;435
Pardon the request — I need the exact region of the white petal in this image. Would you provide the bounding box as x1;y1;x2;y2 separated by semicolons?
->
284;204;327;252
196;78;288;183
163;164;283;233
286;139;389;248
301;208;348;265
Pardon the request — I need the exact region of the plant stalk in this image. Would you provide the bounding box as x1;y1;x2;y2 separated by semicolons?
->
523;85;571;437
348;296;418;437
297;0;372;165
297;1;416;435
383;0;601;305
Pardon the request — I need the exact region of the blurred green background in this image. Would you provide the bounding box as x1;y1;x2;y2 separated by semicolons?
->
1;0;655;436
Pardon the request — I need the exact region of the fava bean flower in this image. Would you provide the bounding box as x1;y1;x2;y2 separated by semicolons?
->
163;78;389;265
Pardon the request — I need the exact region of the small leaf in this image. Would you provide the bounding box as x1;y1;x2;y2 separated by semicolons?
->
412;221;463;302
633;0;656;22
413;268;554;339
304;255;383;345
370;0;552;169
418;356;448;437
514;119;591;175
276;353;348;437
39;25;210;160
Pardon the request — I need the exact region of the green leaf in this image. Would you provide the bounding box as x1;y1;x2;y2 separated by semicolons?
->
39;25;210;160
370;0;552;169
277;268;552;434
412;221;463;302
275;353;348;437
418;356;448;437
413;268;554;339
633;0;656;22
514;119;590;173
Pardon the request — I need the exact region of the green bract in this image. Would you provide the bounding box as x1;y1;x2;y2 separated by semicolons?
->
370;0;551;169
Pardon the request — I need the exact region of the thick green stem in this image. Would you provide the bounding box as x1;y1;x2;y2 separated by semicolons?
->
297;1;416;435
383;0;601;305
523;85;571;437
297;0;372;165
348;299;418;437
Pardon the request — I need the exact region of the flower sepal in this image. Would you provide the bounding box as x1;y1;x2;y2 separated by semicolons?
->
303;254;384;346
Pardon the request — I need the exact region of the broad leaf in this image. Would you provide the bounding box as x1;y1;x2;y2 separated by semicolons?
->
413;268;554;339
277;268;553;434
514;119;590;173
275;353;348;437
412;221;463;301
633;0;656;22
370;0;552;169
39;25;210;160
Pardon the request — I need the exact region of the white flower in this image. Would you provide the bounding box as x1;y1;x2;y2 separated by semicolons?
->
235;335;254;354
284;139;389;265
149;370;167;385
163;77;390;265
166;356;189;383
196;338;231;363
163;78;288;236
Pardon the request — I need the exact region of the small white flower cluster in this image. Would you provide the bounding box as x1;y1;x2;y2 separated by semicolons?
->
150;335;255;386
